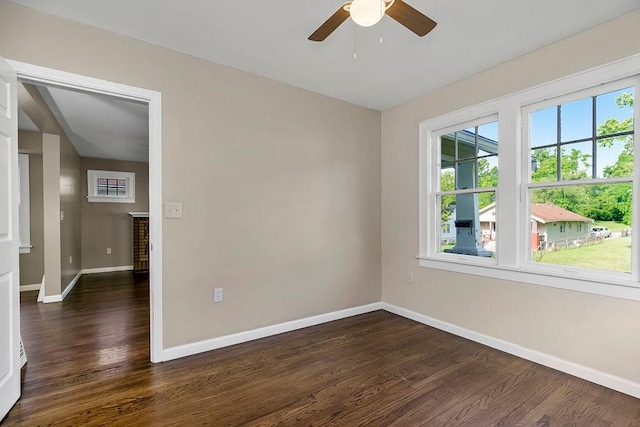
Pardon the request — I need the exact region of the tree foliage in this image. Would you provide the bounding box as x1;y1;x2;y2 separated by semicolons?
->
529;92;634;224
440;91;634;227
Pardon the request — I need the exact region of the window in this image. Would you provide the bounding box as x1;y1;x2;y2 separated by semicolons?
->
419;55;640;298
435;118;498;258
87;170;135;203
18;154;30;253
524;81;634;276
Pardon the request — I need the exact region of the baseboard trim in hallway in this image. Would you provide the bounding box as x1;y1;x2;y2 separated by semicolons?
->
82;265;134;274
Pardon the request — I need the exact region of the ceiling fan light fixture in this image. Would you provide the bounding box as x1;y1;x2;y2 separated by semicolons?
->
349;0;386;27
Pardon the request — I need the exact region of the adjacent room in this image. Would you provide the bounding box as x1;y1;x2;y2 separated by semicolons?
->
1;0;639;424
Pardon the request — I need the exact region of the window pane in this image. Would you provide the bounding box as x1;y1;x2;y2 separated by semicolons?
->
560;97;592;142
530;183;632;273
477;155;498;189
440;121;499;191
531;106;557;148
440;165;455;192
596;87;634;136
438;192;496;258
560;142;591;181
455;130;478;161
597;136;633;178
531;147;557;183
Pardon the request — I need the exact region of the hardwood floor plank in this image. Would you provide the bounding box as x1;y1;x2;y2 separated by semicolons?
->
4;272;640;426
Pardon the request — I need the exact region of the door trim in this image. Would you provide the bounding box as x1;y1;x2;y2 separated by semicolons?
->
9;60;164;363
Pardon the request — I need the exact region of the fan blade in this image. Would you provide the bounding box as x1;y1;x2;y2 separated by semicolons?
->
386;0;437;37
309;4;350;41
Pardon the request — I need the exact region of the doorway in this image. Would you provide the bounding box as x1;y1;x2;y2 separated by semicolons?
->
11;60;163;363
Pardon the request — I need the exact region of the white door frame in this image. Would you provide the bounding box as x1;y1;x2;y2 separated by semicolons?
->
9;60;164;363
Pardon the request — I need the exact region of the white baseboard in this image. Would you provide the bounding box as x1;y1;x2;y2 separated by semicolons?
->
37;275;45;302
20;284;41;292
42;271;82;303
82;265;133;275
382;303;640;399
162;302;383;362
42;294;62;303
62;271;82;300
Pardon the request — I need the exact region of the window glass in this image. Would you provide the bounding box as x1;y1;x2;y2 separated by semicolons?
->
437;120;498;258
530;183;632;273
560;98;592;142
528;84;634;277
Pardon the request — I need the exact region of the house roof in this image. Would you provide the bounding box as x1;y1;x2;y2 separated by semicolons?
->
479;202;592;223
531;203;592;223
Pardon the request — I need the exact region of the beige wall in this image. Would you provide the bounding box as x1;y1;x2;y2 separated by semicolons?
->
381;11;640;383
18;131;44;286
80;158;149;270
59;127;81;291
42;133;61;296
0;2;382;348
19;83;83;296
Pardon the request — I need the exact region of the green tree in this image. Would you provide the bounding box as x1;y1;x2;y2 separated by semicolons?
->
477;158;498;208
531;91;634;224
594;91;634;224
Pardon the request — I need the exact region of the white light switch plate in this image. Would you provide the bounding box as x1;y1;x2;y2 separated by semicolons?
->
164;202;183;218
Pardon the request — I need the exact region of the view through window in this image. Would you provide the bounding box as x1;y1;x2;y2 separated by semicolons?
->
438;120;498;258
527;87;634;273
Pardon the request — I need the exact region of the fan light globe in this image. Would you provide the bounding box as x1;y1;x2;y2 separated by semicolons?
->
349;0;386;27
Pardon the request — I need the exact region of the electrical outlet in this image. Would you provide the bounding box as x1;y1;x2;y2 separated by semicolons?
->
406;272;414;284
164;202;183;219
60;211;64;221
213;288;223;303
107;247;112;255
69;255;73;264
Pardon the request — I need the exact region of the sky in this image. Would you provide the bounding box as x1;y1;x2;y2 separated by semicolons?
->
447;86;634;180
530;87;634;178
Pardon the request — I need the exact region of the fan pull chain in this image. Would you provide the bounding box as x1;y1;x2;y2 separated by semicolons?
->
353;25;357;60
380;1;384;44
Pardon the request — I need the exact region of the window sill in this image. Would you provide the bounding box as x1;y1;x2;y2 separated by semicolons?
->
416;255;640;302
87;197;135;204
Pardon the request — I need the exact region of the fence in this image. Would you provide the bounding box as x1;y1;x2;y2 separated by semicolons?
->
546;235;605;251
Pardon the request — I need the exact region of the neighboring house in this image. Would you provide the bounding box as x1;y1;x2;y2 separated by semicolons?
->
441;206;456;243
479;202;592;249
530;203;592;249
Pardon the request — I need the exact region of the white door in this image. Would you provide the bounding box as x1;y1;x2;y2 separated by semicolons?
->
0;56;21;419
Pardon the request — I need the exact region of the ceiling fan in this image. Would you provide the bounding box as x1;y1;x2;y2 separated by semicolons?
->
309;0;437;42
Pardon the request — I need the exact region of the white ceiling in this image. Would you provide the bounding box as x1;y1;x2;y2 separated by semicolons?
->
18;84;149;162
10;0;640;111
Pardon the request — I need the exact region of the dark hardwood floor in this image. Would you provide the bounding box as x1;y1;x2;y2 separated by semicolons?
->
4;272;640;426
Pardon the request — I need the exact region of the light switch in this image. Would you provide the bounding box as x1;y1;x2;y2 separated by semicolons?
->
164;202;183;218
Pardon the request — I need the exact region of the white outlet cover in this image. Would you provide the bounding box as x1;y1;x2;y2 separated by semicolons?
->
213;288;223;303
164;202;183;219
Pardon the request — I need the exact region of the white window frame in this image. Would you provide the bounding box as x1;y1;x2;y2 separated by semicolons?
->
521;77;639;285
427;114;499;266
87;169;136;203
418;53;640;302
18;153;31;253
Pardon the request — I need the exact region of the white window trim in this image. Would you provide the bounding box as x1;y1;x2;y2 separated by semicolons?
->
418;53;640;302
87;169;136;203
18;153;31;254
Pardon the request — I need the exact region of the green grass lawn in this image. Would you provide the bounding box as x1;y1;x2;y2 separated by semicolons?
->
535;236;632;273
